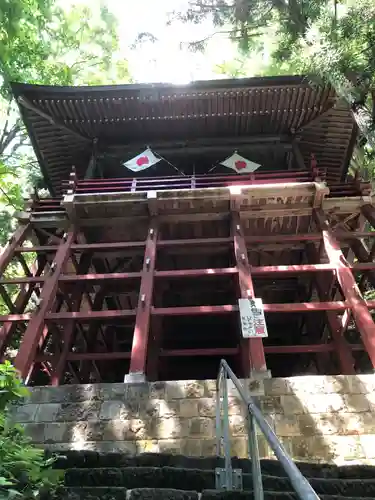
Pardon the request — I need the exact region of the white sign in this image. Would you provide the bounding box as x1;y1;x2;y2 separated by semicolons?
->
238;298;268;338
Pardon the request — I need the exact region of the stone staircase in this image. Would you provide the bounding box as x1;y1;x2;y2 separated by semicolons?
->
52;451;375;500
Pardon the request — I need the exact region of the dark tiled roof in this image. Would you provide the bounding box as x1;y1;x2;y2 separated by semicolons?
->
12;76;357;195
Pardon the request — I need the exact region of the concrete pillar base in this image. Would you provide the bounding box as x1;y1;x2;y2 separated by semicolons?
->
124;372;146;384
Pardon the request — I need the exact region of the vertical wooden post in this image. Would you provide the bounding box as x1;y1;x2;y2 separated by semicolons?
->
14;229;76;379
305;243;355;374
126;219;158;382
314;209;375;368
232;211;267;376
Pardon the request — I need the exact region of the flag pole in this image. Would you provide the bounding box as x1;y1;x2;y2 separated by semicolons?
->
206;150;237;175
154;151;186;176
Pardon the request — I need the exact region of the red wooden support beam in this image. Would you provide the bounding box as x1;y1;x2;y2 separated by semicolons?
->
51;252;94;386
14;229;76;379
232;211;267;376
78;286;108;383
306;242;355;374
0;257;47;357
0;223;30;275
160;348;240;357
314;209;375;369
127;220;158;381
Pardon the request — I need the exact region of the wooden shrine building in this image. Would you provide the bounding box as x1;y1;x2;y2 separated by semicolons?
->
2;75;375;385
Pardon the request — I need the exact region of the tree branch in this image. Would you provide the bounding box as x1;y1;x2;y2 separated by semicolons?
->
0;185;18;210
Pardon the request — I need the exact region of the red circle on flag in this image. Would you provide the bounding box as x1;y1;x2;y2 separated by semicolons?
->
136;156;149;167
235;160;246;170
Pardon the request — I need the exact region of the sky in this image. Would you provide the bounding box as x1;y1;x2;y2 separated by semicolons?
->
107;0;237;84
63;0;239;84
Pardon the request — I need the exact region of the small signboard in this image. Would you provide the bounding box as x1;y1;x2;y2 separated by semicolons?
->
238;298;268;338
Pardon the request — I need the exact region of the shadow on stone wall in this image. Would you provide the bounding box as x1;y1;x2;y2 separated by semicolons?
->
10;374;375;464
260;375;375;465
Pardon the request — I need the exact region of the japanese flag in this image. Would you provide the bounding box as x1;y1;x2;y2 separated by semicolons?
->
220;152;260;174
123;148;161;172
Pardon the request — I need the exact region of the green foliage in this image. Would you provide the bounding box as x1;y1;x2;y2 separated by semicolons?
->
0;0;130;338
179;0;375;173
0;0;130;242
0;362;61;500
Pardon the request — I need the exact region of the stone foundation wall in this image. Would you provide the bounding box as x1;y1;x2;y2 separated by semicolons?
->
11;375;375;465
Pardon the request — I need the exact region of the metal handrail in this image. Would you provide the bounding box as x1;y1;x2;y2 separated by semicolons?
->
216;359;320;500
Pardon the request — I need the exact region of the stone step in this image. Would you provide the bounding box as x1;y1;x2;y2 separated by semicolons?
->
53;488;374;500
52;451;375;479
64;467;375;497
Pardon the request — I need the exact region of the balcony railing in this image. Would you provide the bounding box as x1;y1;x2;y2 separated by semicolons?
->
27;168;370;217
64;168;326;195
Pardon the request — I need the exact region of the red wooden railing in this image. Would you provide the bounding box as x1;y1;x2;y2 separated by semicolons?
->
62;168;327;195
29;168;370;215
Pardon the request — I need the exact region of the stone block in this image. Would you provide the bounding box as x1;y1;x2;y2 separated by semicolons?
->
165;381;185;400
274;414;300;437
280;395;305;415
10;403;39;423
34;403;60;422
247;377;266;396
150;381;166;399
138;398;160;418
188;417;215;438
31;385;102;404
198;398;215;417
86;420;129;441
131;417;157;440
322;435;365;461
201;439;217;456
228;415;246;437
359;435;375;459
230;438;247;458
24;422;72;444
99;401;134;420
181;439;202;457
137;440;160;453
181;380;205;399
157;417;189;440
158;399;179;418
356;374;375;394
228;397;242;415
259;396;283;414
56;401;101;421
202;380;216;397
344;394;371;412
263;378;291;396
158;439;183;454
84;420;109;441
98;383;126;401
166;381;204;400
63;421;89;444
289;435;334;462
332;412;375;436
99;440;137;454
180;399;199;418
302;393;346;414
126;383;150;402
257;435;274;459
345;376;367;394
301;376;350;394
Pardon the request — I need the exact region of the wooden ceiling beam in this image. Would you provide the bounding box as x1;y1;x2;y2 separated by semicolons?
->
106;134;292;157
